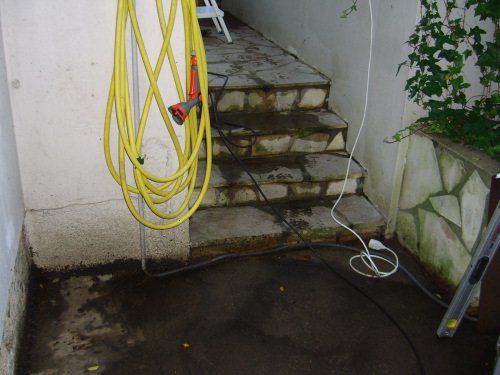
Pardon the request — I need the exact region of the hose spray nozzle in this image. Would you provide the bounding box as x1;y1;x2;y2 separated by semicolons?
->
168;51;201;125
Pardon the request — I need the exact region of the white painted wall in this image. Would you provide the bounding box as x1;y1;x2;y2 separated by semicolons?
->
223;0;419;221
0;0;190;270
0;5;25;353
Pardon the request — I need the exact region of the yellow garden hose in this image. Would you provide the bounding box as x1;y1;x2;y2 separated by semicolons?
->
104;0;211;229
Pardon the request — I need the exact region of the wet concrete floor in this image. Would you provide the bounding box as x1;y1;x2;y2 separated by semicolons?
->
18;243;497;375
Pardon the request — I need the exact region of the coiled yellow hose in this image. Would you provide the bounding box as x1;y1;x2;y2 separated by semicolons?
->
104;0;211;229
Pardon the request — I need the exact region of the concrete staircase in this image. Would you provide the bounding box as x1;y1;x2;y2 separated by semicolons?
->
189;21;385;258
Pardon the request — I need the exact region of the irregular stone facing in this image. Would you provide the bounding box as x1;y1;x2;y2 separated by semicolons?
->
290;133;329;153
298;88;327;109
459;171;489;251
396;211;418;251
429;195;461;227
418;209;471;287
438;151;466;193
400;135;443;209
397;133;499;293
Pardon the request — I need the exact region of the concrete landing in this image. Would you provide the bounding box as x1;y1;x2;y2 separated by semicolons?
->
204;25;329;89
18;244;498;375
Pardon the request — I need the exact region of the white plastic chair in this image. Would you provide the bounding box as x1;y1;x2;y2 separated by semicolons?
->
196;0;232;43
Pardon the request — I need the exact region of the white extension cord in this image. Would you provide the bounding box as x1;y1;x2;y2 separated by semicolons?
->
331;0;399;278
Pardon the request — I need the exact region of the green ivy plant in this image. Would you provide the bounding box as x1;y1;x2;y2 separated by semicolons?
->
395;0;499;160
341;0;358;18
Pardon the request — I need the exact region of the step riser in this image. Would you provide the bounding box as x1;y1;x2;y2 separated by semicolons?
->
192;177;362;208
211;85;329;113
190;225;386;261
189;198;386;259
200;129;346;160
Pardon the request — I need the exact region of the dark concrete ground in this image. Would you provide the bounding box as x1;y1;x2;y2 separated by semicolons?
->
17;241;497;375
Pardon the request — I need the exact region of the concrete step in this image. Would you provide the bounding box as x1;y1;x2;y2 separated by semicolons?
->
189;196;386;259
204;24;330;113
194;153;365;208
201;110;347;160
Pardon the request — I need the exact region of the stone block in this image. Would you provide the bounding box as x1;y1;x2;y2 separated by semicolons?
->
396;211;418;251
333;196;384;226
290;133;329;153
418;209;470;287
275;90;298;111
438;151;466;193
259;183;288;201
281;205;342;231
400;135;443;209
190;188;218;208
217;91;245;112
429;195;461;227
248;90;276;112
459;171;489;250
198;141;207;159
298;88;327;109
326;179;358;196
252;135;291;156
212;139;249;159
290;182;322;198
326;132;345;151
305;154;363;181
219;187;258;206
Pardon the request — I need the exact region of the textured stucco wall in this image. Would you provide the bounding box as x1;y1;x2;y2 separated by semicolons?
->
1;0;190;270
222;0;419;221
0;5;27;374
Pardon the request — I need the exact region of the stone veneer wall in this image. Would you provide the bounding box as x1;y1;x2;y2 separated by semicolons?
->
397;133;499;295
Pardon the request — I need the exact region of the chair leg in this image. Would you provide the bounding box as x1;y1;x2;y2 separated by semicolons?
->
217;15;232;43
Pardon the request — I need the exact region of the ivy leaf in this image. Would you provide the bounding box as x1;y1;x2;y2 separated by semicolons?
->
396;62;407;76
422;81;443;97
477;42;499;69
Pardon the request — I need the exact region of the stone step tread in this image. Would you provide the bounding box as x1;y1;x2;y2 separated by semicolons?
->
205;27;330;89
189;196;385;251
196;153;365;188
211;110;347;137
